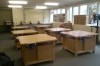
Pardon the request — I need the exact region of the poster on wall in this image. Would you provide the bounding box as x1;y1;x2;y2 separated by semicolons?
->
53;14;65;22
59;14;65;22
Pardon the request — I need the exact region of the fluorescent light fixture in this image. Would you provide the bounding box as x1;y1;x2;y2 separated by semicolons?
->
45;2;59;6
35;6;47;9
8;5;22;8
9;1;27;4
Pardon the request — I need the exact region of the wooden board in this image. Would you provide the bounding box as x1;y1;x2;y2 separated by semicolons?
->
17;34;57;45
35;25;51;34
46;28;71;42
12;26;29;30
11;29;38;36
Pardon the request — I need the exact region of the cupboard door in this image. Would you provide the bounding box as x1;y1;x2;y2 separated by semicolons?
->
22;45;37;63
37;42;53;60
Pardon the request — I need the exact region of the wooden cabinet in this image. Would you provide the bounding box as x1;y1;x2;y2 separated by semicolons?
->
17;34;56;66
21;42;54;66
61;31;97;56
4;21;13;32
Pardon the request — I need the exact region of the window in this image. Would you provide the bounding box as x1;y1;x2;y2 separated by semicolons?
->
57;9;61;14
98;2;100;13
61;8;65;14
89;3;97;13
54;10;57;14
67;7;73;22
73;6;79;23
73;6;79;15
80;5;87;15
88;3;97;24
50;9;66;22
50;10;54;22
69;7;73;22
67;8;70;21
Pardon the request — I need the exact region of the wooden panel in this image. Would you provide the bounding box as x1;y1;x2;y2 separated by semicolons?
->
12;29;38;36
12;26;29;30
22;45;37;63
67;37;77;52
62;36;68;49
36;27;46;34
74;15;86;25
15;40;21;48
74;15;78;24
64;23;73;30
35;25;51;34
84;36;96;51
37;42;53;60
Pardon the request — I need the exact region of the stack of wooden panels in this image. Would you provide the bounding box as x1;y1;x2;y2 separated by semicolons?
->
74;15;86;25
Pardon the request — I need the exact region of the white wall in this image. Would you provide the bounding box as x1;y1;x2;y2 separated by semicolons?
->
98;2;100;14
12;8;50;24
43;10;50;23
12;8;24;25
24;9;44;24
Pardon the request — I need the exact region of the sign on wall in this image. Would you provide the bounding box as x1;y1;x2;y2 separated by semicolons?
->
53;14;65;22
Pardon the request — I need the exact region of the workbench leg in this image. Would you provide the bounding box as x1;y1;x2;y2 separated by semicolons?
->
92;50;95;53
75;53;78;57
51;60;54;63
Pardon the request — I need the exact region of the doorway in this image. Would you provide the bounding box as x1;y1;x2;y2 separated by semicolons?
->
0;8;13;33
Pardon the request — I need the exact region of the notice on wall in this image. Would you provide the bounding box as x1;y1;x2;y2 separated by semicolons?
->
53;14;65;22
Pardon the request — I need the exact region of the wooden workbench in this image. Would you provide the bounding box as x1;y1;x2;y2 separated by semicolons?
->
11;29;38;37
61;30;97;56
12;29;38;48
12;26;29;30
46;28;71;42
35;25;51;34
17;34;57;66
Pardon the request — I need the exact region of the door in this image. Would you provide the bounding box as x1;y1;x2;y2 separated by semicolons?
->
0;9;13;33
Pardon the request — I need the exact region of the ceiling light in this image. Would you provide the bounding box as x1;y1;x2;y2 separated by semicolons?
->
35;6;47;9
8;5;22;8
45;2;59;6
9;1;27;4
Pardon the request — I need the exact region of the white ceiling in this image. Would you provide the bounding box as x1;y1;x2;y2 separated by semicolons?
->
0;0;85;8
